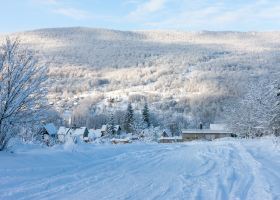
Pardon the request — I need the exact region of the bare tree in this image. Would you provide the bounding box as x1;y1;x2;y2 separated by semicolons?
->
0;38;47;150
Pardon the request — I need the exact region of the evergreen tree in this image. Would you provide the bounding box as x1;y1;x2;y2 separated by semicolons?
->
124;102;134;133
106;113;115;136
142;102;150;128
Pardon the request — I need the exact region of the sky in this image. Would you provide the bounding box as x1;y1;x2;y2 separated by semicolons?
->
1;0;280;33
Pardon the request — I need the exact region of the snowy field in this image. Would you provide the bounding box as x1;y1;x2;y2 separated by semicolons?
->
0;139;279;200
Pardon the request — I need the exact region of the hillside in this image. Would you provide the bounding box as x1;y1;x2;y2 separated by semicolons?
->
2;27;280;128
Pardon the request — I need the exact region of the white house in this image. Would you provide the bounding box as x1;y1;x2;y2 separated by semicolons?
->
57;126;89;143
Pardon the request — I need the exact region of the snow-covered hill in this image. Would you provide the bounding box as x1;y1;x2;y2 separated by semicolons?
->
0;138;279;200
2;28;280;127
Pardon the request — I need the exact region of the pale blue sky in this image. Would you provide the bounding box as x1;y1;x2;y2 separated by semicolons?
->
1;0;280;33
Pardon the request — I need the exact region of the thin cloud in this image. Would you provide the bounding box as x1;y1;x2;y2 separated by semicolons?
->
32;0;92;20
139;0;280;31
53;8;92;20
128;0;166;19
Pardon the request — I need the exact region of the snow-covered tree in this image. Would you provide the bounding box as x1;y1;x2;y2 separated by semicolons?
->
168;122;181;137
106;113;115;136
225;77;274;138
142;102;150;128
0;38;47;150
270;81;280;136
124;102;134;133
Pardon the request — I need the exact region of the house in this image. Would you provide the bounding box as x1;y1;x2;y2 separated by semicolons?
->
181;123;233;141
100;125;107;136
57;127;71;143
73;127;89;142
100;124;122;136
40;123;57;143
57;126;89;143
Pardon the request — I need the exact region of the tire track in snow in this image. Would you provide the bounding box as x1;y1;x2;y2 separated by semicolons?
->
1;142;278;200
3;146;173;200
177;142;268;200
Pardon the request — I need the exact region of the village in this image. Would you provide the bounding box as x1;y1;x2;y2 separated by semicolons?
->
40;122;236;145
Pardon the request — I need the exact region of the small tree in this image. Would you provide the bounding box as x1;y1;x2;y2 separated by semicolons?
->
106;113;115;136
142;102;150;128
0;38;47;150
124;102;134;133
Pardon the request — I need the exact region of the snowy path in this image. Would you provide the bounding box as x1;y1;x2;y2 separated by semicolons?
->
0;139;279;200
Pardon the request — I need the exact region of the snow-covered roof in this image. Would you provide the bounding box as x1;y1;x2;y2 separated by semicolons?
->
161;130;169;137
210;124;226;131
101;125;107;132
182;129;231;134
89;129;103;138
159;136;182;140
101;125;121;132
57;127;71;135
57;127;88;136
96;131;103;138
72;127;88;136
114;125;121;131
44;123;57;135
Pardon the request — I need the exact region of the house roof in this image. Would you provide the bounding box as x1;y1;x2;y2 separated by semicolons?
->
101;125;121;132
72;127;88;136
57;127;88;136
182;129;232;134
101;125;107;132
210;124;226;131
57;127;71;135
159;136;182;140
114;125;121;131
44;123;57;135
161;130;169;137
89;129;102;138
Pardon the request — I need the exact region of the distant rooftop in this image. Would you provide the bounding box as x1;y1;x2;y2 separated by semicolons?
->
182;129;231;134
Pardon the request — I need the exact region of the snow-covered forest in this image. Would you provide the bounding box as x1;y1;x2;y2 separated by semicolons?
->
1;27;279;135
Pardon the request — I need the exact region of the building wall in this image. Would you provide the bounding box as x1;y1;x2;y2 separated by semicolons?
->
182;134;202;141
182;133;231;141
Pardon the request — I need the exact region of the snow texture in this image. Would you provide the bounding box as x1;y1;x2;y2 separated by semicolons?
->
0;138;279;200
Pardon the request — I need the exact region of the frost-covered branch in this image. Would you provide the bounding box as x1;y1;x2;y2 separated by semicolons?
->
0;38;47;150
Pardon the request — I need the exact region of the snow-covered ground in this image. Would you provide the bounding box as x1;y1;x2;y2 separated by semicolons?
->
0;138;279;200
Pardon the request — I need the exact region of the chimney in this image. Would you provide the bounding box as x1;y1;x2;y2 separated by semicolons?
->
199;122;203;130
